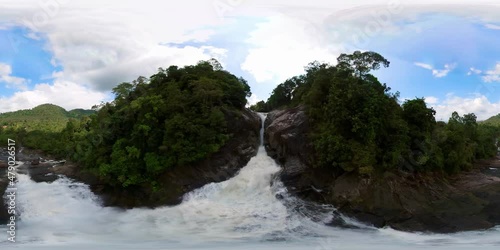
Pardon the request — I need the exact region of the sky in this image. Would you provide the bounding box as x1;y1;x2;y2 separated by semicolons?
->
1;0;500;120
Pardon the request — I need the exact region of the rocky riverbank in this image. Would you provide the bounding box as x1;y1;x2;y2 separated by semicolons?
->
265;106;500;233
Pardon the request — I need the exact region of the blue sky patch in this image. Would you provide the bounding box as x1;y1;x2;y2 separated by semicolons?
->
0;27;61;96
371;13;500;102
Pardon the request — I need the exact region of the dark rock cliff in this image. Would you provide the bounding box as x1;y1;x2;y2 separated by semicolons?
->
265;107;500;233
264;106;335;202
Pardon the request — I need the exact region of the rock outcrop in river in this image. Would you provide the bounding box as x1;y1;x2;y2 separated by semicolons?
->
265;106;500;233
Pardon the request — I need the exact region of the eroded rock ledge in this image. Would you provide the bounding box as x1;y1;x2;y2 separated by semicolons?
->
265;106;500;233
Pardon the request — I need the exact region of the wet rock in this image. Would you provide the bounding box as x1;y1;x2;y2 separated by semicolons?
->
265;106;311;164
325;211;362;229
23;164;59;183
265;106;334;202
327;166;500;233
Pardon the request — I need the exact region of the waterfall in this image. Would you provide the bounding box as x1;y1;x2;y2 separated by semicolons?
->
258;112;266;145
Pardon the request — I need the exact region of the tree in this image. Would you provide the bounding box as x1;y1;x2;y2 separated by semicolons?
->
337;51;390;77
402;98;437;171
301;51;408;173
112;82;134;101
249;101;269;112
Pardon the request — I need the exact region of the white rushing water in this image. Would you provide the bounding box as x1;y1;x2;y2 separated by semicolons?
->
1;113;499;249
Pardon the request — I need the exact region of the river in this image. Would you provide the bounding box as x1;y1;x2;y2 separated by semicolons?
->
1;113;499;249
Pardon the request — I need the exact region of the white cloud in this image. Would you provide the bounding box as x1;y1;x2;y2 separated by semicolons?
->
482;63;500;83
414;62;433;70
484;23;500;30
1;0;500;111
467;67;482;76
0;62;28;90
414;62;456;78
424;96;439;104
430;93;500;121
54;44;228;91
0;0;240;112
246;93;262;106
433;64;456;78
0;23;11;30
241;14;343;84
0;0;236;92
0;81;108;113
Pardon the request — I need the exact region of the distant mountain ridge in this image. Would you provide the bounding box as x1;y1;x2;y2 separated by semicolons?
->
482;114;500;126
0;104;95;132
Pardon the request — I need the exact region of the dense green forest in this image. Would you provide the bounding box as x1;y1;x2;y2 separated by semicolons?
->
0;104;95;148
71;59;251;187
482;114;500;127
0;103;94;132
1;59;251;188
251;51;500;174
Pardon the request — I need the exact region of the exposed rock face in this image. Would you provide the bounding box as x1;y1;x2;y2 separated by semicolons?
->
329;171;500;232
265;107;500;233
265;106;336;202
265;106;310;163
15;108;261;208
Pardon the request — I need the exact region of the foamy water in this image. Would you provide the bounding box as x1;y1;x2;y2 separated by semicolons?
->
1;114;499;249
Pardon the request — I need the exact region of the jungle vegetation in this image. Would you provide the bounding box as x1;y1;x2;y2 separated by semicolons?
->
251;51;500;174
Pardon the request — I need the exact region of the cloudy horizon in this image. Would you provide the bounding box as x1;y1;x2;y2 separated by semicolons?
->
1;0;500;120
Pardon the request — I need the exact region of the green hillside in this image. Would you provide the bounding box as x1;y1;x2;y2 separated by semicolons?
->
0;104;94;132
68;108;96;118
482;114;500;126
